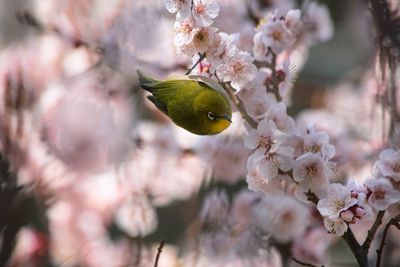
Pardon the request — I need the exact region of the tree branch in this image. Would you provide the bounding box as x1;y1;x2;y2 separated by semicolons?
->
153;240;165;267
342;227;369;267
268;51;282;102
362;210;385;252
185;53;206;75
220;82;258;129
292;257;323;267
376;214;400;267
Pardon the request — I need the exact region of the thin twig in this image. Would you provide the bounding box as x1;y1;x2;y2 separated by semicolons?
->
185;53;206;75
220;82;258;128
292;257;323;267
362;210;385;253
268;51;282;102
376;215;400;267
153;240;165;267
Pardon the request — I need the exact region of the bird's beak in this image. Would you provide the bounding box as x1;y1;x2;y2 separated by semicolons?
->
222;114;232;123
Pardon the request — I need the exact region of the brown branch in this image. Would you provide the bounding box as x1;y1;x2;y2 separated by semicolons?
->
342;227;369;267
153;240;165;267
292;257;324;267
268;51;282;102
220;82;258;129
362;210;385;253
185;53;206;75
376;215;400;267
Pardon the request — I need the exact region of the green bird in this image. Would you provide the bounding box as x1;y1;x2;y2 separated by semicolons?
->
137;70;232;135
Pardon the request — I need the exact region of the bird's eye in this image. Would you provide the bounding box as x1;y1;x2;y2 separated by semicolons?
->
208;112;216;121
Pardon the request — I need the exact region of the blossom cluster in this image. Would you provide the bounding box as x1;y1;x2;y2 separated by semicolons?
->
1;0;399;266
166;0;400;257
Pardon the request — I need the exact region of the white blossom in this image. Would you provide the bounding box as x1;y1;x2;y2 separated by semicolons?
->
216;50;257;90
375;148;400;181
293;152;331;193
365;178;400;211
253;31;272;62
243;119;284;154
207;32;239;70
264;102;295;134
317;183;358;219
236;69;276;120
323;217;348;236
303;2;334;44
173;16;196;52
303;129;335;160
192;0;220;26
246;162;283;194
192;27;218;53
115;196;158;237
165;0;191;19
200;190;229;225
284;9;302;33
258;19;296;54
253;195;309;243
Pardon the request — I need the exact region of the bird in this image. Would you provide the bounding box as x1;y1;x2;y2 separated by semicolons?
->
137;70;232;135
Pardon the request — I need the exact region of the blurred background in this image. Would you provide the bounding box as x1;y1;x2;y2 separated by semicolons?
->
0;0;394;267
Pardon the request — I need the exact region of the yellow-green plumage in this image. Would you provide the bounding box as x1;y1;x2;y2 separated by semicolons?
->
137;71;232;135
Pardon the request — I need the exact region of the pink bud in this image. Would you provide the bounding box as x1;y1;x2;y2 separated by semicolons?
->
351;191;358;199
354;207;365;218
340;210;354;223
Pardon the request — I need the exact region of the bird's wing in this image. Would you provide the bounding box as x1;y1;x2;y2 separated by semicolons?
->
188;75;229;100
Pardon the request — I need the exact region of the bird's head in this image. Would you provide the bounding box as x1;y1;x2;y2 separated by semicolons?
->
195;90;232;135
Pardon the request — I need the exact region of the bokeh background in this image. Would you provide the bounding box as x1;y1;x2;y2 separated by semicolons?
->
1;0;396;267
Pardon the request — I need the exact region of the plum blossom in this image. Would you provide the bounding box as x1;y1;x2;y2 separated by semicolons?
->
303;128;336;160
165;0;191;19
253;31;272;62
192;27;218;54
293;152;331;193
174;22;218;56
303;2;334;44
276;59;297;99
173;16;196;49
291;228;333;267
317;183;358;220
253;195;309;243
246;162;284;194
207;32;239;71
200;190;229;225
264;102;295;134
375;148;400;181
235;68;275;119
257;18;296;55
365;178;400;210
284;9;302;33
323;217;348;236
244;119;284;154
192;0;220;26
217;50;257;89
115;196;158;237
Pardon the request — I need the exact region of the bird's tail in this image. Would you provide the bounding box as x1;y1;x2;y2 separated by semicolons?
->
137;70;160;93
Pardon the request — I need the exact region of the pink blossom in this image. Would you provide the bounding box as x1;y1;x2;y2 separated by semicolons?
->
293;152;331;193
365;178;400;210
165;0;191;19
216;50;257;90
253;195;309;243
323;217;348;236
317;183;358;219
375;148;400;181
192;0;220;26
115;196;158;237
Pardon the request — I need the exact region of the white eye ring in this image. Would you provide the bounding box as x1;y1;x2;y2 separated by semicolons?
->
208;112;216;120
